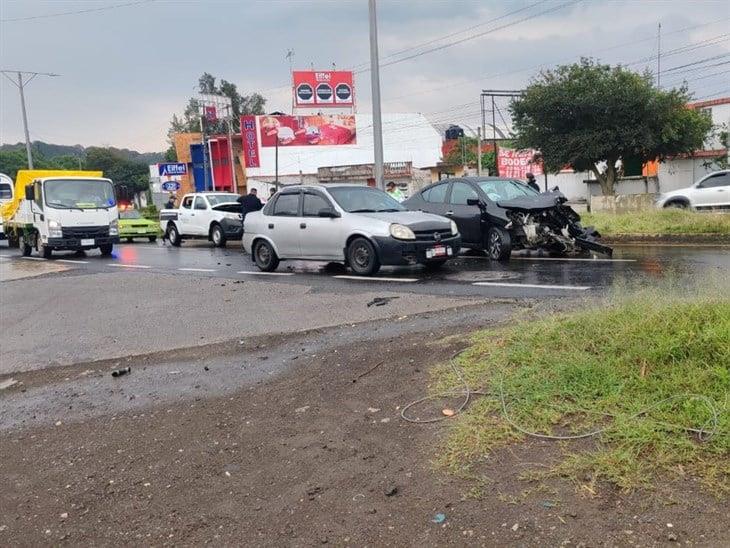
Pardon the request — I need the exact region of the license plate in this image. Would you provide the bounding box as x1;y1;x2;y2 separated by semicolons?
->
81;238;94;246
137;229;146;234
427;245;447;258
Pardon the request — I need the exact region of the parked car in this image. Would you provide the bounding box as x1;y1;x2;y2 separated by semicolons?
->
655;170;730;210
160;192;242;247
403;177;611;260
242;184;461;275
119;207;160;242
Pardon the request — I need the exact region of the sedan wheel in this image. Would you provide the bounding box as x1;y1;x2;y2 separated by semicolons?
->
254;240;280;272
487;227;511;261
347;237;381;276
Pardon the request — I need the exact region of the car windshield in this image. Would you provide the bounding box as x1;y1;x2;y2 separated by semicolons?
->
0;183;12;200
478;179;539;202
328;186;405;213
206;194;239;206
45;179;116;209
120;210;142;219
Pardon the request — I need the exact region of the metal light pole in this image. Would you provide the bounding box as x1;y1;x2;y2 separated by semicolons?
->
477;127;482;176
368;0;385;190
1;70;60;169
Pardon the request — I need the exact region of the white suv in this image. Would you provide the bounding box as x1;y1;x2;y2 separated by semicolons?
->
656;170;730;210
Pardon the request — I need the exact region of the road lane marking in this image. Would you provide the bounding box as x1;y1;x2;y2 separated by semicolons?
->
178;268;217;272
334;275;418;283
513;257;636;263
57;259;89;264
0;254;11;258
472;281;591;290
237;271;294;276
108;263;151;269
20;256;46;261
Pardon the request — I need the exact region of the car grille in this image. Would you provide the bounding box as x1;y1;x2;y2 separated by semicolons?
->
62;226;109;239
128;224;150;228
413;228;452;242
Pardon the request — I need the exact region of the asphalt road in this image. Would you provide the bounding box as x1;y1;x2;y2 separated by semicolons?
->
1;240;728;298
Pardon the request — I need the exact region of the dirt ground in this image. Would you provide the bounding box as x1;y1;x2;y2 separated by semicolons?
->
1;329;728;547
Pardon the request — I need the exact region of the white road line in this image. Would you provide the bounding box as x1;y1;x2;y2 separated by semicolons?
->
237;271;294;276
513;257;636;263
57;259;89;264
473;281;591;291
178;267;217;272
108;263;152;269
0;254;11;258
20;256;46;261
334;275;418;283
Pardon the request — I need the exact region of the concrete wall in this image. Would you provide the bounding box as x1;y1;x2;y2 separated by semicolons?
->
657;158;718;193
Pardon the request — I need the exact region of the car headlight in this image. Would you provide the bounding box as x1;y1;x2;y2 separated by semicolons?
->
450;220;458;235
389;223;415;240
109;219;119;235
48;219;62;238
224;212;241;221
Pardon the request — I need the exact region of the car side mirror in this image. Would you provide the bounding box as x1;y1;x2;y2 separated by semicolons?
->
466;198;480;206
318;207;341;218
25;185;34;201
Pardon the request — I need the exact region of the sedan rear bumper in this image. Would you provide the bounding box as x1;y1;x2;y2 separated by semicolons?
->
372;235;461;266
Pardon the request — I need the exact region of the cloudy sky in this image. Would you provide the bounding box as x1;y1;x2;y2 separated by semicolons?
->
1;0;728;152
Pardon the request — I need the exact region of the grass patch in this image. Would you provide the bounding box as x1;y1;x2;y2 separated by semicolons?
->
581;209;730;236
437;289;730;493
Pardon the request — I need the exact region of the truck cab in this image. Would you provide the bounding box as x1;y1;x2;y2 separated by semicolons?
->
0;173;13;239
4;172;120;258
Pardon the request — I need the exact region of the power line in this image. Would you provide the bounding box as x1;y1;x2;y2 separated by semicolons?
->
0;0;155;23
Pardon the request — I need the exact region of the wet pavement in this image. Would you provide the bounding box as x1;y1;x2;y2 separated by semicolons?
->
1;240;727;298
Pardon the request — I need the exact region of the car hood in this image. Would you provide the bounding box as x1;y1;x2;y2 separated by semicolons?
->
212;202;241;213
357;210;451;230
496;191;565;212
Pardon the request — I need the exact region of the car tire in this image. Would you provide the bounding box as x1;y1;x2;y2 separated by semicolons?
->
126;238;134;243
167;223;182;247
38;237;53;259
486;227;512;261
19;233;32;257
253;240;280;272
664;200;688;209
148;236;157;243
211;224;226;247
99;243;113;256
347;237;381;276
7;232;19;248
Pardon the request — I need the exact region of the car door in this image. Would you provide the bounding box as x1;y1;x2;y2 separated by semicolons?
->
418;181;449;217
445;180;481;245
191;196;210;235
299;190;343;259
177;195;195;233
690;172;730;208
266;191;302;257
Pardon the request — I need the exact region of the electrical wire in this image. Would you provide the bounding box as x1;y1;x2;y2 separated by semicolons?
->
0;0;155;23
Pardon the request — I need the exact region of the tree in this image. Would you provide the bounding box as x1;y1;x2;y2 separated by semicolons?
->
84;147;149;199
510;58;713;195
167;72;267;142
443;136;497;174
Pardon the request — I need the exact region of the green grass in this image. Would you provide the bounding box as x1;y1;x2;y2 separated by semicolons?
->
582;209;730;236
436;289;730;493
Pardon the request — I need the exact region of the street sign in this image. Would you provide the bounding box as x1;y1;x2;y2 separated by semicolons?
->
161;181;181;192
158;163;187;176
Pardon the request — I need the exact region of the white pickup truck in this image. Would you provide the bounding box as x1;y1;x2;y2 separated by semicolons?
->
159;192;242;247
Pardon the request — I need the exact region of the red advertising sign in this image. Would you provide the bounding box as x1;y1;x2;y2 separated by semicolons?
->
258;114;356;147
497;148;543;178
240;115;260;168
204;105;217;122
293;71;354;107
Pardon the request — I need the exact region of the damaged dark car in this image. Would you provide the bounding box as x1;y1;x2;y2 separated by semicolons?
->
403;177;612;260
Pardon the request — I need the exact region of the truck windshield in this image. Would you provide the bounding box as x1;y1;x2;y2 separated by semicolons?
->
206;194;239;206
0;183;12;200
45;179;116;210
119;210;142;219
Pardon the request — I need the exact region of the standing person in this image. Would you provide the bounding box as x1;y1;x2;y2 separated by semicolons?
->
164;194;176;209
525;172;540;193
269;187;277;201
385;181;405;202
237;188;263;221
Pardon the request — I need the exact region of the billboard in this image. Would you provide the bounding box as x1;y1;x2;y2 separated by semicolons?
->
293;71;354;107
258;114;356;147
497;148;543;178
158;163;187;176
240;115;261;167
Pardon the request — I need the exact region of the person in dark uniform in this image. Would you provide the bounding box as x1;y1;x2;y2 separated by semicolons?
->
237;188;263;221
525;173;540;193
164;194;176;209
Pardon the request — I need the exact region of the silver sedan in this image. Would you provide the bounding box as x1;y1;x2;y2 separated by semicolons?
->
242;184;461;276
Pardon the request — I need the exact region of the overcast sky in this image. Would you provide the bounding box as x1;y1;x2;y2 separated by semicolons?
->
1;0;728;152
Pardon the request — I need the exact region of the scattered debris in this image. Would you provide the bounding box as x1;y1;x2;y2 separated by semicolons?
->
668;533;678;542
111;367;131;378
366;296;400;307
542;501;556;508
55;421;62;427
511;523;519;532
384;485;398;497
442;408;455;417
367;407;381;413
0;378;18;390
203;366;209;372
380;418;390;423
432;513;446;524
295;406;310;414
225;471;231;477
59;513;68;520
352;360;385;382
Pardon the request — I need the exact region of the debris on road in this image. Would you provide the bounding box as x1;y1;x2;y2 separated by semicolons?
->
295;405;310;414
366;296;399;307
384;484;398;497
111;367;131;378
0;378;18;391
432;513;446;524
353;360;385;382
442;408;455;417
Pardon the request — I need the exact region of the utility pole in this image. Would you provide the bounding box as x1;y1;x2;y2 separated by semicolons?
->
274;137;279;189
368;0;385;190
657;22;662;88
1;70;60;169
491;95;498;176
477;127;482;176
